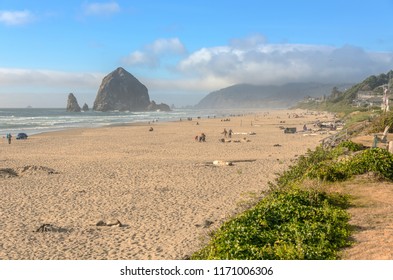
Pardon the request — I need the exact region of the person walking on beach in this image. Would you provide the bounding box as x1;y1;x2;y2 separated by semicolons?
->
222;128;228;138
228;129;233;138
6;133;12;144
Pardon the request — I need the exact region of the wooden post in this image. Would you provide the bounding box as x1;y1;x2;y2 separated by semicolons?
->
373;135;378;148
389;141;393;154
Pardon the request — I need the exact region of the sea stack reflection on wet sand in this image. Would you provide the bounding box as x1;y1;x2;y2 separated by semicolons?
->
0;110;334;259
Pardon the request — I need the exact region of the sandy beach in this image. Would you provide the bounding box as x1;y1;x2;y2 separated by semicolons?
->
0;109;335;260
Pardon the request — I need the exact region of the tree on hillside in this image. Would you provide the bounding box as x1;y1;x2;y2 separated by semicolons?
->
330;87;342;99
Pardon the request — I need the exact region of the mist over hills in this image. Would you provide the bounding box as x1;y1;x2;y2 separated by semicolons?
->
195;82;353;109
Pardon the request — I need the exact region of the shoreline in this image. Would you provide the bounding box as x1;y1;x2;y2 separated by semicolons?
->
0;107;281;138
0;109;335;259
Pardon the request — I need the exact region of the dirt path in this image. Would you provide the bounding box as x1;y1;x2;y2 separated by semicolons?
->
340;176;393;259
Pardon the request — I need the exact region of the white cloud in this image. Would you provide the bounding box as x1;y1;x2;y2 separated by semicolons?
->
176;41;393;88
122;38;186;68
0;68;103;89
83;2;120;16
120;35;393;101
0;68;106;107
147;38;186;55
122;51;159;68
229;34;267;49
0;10;35;26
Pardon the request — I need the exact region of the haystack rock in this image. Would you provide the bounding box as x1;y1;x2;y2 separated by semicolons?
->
93;67;150;112
66;93;81;112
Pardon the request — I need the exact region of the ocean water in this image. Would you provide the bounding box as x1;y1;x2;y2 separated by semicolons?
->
0;108;231;136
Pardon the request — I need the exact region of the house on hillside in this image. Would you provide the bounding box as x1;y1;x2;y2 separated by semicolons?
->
352;91;384;108
301;95;325;103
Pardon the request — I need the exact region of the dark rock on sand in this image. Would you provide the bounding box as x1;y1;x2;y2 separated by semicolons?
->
195;219;214;228
95;220;123;227
0;168;18;178
35;224;68;233
203;220;214;228
18;165;58;175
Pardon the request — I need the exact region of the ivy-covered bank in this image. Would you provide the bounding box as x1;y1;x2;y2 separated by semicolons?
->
192;141;393;260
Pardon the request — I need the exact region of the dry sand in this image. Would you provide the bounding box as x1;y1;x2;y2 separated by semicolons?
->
0;109;334;260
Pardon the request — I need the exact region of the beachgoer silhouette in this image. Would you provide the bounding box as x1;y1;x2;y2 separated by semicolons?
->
222;128;227;138
228;129;232;138
6;133;12;144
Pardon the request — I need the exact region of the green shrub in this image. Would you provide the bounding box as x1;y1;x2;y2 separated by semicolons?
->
337;141;364;152
307;147;393;182
306;161;351;182
275;146;335;187
192;189;351;260
275;142;360;185
349;148;393;180
283;142;393;183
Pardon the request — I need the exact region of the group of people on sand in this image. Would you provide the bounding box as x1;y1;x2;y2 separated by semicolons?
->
194;127;236;143
195;133;206;142
195;128;234;143
221;128;233;138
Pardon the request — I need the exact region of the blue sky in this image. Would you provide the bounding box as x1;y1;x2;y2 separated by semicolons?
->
1;0;393;107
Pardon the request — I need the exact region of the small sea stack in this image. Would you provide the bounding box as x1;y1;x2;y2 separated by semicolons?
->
66;93;81;112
